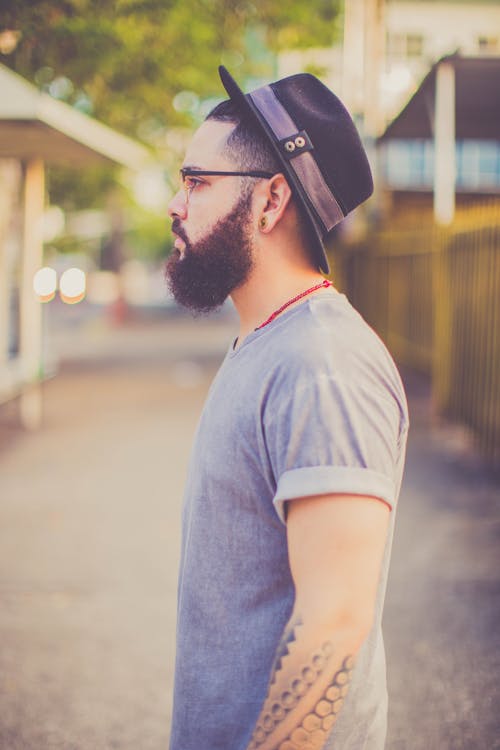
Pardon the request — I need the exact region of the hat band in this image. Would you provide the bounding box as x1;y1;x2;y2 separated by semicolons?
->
249;85;344;233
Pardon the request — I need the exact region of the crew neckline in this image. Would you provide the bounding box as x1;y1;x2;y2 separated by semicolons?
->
230;287;341;357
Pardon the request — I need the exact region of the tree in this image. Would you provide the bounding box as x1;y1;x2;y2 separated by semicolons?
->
0;0;342;255
1;0;341;137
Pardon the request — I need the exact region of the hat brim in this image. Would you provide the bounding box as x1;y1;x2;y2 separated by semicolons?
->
218;66;330;274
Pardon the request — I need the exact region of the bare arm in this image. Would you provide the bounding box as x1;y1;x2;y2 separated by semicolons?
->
246;494;391;750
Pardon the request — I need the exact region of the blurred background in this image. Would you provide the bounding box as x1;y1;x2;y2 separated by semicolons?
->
0;1;499;748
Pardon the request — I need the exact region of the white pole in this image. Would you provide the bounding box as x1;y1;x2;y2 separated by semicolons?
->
19;157;45;430
434;61;456;225
363;0;385;138
342;0;366;118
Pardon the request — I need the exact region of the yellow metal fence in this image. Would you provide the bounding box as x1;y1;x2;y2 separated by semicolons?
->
330;204;500;469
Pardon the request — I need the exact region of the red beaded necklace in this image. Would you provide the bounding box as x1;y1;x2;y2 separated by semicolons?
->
255;279;333;331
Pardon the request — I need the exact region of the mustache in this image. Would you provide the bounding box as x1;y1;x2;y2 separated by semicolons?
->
171;218;189;244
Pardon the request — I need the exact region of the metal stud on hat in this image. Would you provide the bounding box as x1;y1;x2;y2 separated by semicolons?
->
218;66;374;274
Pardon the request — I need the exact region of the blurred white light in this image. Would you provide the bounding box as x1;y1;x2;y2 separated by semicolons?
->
0;30;21;55
60;267;86;304
43;205;65;242
66;210;108;239
382;65;413;96
73;91;93;114
49;76;74;100
133;167;172;211
33;267;57;302
173;90;199;114
220;50;244;69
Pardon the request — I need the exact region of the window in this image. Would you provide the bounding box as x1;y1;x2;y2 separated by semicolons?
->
383;140;500;191
477;36;499;53
387;32;425;59
407;34;424;58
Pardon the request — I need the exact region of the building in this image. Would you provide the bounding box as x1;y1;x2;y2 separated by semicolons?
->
0;63;149;428
378;53;500;223
277;0;500;131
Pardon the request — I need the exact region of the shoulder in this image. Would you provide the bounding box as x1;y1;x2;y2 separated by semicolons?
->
268;293;399;380
260;293;408;427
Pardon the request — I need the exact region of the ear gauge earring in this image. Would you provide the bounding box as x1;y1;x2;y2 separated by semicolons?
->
260;216;268;230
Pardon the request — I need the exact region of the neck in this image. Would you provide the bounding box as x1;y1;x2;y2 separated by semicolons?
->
231;264;329;344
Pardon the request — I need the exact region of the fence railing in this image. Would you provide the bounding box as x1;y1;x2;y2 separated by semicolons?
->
329;203;500;469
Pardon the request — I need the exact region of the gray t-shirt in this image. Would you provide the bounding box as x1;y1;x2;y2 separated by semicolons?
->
169;291;409;750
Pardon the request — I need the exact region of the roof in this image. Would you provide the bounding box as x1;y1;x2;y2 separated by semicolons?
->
379;55;500;141
0;64;150;168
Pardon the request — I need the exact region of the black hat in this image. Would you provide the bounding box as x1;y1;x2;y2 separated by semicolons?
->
218;66;373;274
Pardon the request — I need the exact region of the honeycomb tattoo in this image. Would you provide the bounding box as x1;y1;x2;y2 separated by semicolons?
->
248;648;354;750
270;617;303;685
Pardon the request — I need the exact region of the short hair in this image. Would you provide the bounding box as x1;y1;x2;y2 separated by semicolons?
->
206;99;281;175
206;98;313;262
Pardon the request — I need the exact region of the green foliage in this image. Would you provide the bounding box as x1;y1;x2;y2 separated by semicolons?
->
126;207;172;262
1;0;341;137
1;0;341;258
257;0;341;49
46;163;119;211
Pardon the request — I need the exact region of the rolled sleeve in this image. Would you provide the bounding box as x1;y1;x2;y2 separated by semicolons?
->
264;372;404;524
273;465;396;525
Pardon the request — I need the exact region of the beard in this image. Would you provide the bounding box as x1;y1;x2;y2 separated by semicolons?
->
165;191;254;313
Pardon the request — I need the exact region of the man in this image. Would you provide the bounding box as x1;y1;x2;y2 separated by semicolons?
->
166;67;409;750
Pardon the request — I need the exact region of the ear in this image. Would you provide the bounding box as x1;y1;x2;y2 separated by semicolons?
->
258;173;292;233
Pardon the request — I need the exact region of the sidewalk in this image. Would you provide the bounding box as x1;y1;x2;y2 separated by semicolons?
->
0;314;498;749
383;370;500;749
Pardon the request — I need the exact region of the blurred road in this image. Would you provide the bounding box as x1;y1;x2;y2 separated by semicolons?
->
0;311;498;750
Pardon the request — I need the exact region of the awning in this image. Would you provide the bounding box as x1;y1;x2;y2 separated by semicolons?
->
379;55;500;142
0;63;150;168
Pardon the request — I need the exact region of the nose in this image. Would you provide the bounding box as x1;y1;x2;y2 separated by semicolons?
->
168;189;188;220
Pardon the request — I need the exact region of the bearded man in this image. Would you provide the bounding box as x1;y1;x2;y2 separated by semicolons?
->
165;67;409;750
